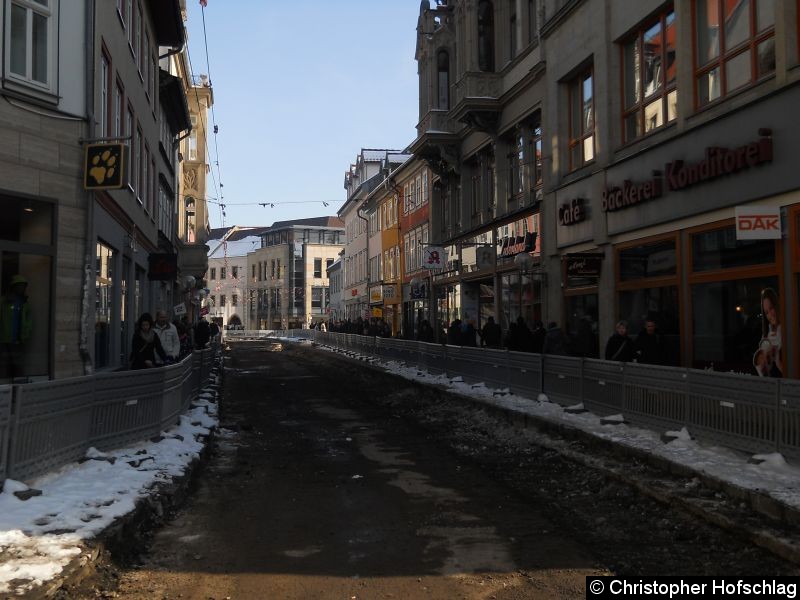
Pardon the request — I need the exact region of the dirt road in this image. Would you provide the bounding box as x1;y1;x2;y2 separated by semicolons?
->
73;339;798;599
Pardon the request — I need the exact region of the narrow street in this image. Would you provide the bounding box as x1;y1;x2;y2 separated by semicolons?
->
80;339;798;599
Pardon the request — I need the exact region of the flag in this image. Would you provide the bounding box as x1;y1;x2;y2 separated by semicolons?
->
199;0;207;6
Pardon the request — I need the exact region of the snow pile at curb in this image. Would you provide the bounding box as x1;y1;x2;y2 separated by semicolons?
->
0;380;220;595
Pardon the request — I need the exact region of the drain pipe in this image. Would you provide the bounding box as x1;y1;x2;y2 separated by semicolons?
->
79;0;96;375
356;201;370;324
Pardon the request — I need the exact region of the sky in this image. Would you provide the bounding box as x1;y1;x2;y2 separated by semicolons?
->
183;1;422;230
3;336;799;595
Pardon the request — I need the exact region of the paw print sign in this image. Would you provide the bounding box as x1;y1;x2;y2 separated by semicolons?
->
83;143;125;190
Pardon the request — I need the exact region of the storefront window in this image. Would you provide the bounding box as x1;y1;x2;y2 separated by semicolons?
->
619;286;680;365
620;240;676;280
501;272;541;333
95;241;115;369
691;277;775;373
565;293;599;358
692;227;775;271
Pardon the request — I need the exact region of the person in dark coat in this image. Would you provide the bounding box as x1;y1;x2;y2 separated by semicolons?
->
543;322;569;356
417;320;434;343
635;319;666;365
605;320;634;362
446;319;462;346
130;313;168;369
194;319;210;349
481;316;501;348
462;320;478;347
530;320;546;354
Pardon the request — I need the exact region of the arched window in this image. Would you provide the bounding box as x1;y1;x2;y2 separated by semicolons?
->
185;197;196;243
478;0;495;72
437;49;450;110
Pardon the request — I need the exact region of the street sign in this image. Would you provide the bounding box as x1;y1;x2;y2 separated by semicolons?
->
84;143;125;189
173;303;187;317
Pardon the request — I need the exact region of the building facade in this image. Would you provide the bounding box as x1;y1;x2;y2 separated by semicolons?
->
247;217;343;330
0;0;198;381
411;0;800;377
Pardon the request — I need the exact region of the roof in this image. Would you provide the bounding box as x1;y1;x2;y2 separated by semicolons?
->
208;226;271;242
268;216;344;230
362;149;397;162
207;235;262;259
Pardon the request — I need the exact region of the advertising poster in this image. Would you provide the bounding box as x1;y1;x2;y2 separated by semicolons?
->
754;287;782;377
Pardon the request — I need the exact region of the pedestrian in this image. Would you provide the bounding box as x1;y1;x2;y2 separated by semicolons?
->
417;319;434;343
194;318;211;349
462;319;477;347
154;310;180;364
175;321;193;359
320;321;327;332
0;274;32;381
530;320;546;354
209;320;220;341
129;312;168;369
635;318;666;365
446;319;462;346
481;316;501;348
605;320;634;362
542;322;569;356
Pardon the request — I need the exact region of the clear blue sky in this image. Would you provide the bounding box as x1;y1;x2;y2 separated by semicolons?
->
184;1;421;230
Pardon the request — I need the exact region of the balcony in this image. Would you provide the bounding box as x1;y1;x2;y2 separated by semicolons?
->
451;71;502;134
177;240;210;278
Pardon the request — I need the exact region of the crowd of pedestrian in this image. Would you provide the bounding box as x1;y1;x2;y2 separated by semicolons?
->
128;311;219;370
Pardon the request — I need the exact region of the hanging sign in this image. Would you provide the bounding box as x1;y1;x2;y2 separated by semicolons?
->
84;143;125;189
423;246;447;269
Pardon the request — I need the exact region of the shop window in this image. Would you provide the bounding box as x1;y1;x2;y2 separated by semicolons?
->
95;241;115;370
692;226;775;271
695;0;775;107
619;286;681;365
691;276;776;373
621;8;677;142
568;67;594;171
565;293;599;358
619;240;677;280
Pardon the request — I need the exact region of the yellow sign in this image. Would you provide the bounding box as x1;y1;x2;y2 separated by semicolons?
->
371;308;383;317
84;143;125;190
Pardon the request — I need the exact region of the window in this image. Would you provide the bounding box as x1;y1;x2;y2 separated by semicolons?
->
251;264;256;280
142;146;149;211
509;0;518;60
422;171;429;205
185;197;196;242
568;67;594;170
695;0;775;107
622;9;677;143
326;258;334;272
134;126;142;200
232;294;238;307
6;0;58;93
232;266;239;279
135;3;141;71
508;131;524;199
437;49;450;110
143;31;150;92
530;123;543;190
95;240;115;369
314;258;322;278
478;0;495;71
210;267;216;280
528;0;537;45
220;267;226;279
114;80;123;137
188;116;198;161
127;0;135;51
126;106;134;188
99;51;110;138
221;294;226;307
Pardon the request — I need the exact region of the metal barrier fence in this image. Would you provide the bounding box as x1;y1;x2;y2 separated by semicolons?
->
292;329;800;461
0;347;218;484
